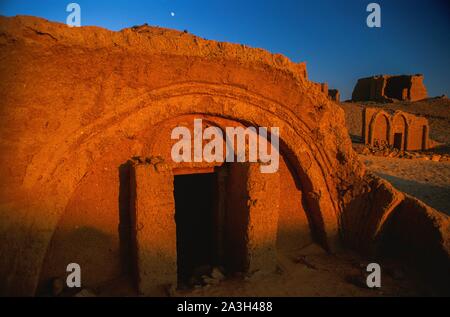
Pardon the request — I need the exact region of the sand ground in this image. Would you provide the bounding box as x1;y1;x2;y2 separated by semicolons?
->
174;244;435;297
360;155;450;215
93;242;438;297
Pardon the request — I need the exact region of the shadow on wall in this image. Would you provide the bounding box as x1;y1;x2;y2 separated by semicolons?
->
378;195;450;294
424;144;450;155
38;226;115;295
350;134;364;143
341;173;450;295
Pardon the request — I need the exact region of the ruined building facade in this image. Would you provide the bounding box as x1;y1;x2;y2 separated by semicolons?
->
352;74;428;102
318;82;340;102
0;17;448;296
328;89;340;102
364;108;430;151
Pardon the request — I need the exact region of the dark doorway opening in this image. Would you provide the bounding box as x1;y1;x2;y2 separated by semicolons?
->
422;126;428;150
118;160;138;289
174;172;218;285
393;133;403;150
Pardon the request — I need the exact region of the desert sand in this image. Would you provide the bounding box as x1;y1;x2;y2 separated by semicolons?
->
94;243;432;297
178;246;426;297
360;155;450;215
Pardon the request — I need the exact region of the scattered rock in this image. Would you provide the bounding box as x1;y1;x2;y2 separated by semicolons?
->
388;152;397;158
362;147;371;155
202;276;220;285
188;265;225;288
188;276;203;287
431;155;441;162
211;267;225;281
355;143;446;162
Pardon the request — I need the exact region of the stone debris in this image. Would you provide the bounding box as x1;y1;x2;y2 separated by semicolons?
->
202;276;220;285
355;143;449;162
187;266;226;288
211;267;226;281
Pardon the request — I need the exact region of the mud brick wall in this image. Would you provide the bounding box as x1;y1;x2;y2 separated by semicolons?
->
363;108;429;151
353;75;428;102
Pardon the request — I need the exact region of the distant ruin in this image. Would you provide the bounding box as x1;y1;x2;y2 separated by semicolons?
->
328;89;340;102
0;16;448;296
318;83;340;102
364;108;430;151
352;74;428;102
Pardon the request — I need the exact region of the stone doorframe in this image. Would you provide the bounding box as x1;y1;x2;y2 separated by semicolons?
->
130;161;280;296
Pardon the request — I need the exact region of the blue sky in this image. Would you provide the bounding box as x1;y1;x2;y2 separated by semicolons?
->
1;0;449;99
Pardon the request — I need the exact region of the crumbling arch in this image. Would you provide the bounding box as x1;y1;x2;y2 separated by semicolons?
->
137;113;322;243
369;110;392;147
20;82;343;295
391;112;409;150
25;82;340;234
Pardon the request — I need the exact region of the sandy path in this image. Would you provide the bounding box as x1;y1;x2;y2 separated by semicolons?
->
360;155;450;215
177;244;425;297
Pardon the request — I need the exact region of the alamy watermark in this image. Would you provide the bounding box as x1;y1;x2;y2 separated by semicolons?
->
366;3;381;28
366;263;381;288
64;3;380;30
66;3;81;27
171;119;280;173
66;263;81;288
